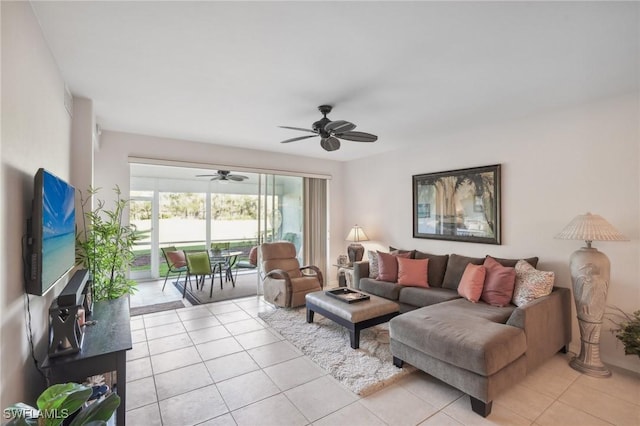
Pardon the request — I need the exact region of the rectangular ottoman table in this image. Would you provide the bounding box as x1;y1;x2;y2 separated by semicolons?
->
305;290;400;349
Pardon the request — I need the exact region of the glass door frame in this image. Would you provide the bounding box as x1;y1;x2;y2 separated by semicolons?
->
129;191;158;280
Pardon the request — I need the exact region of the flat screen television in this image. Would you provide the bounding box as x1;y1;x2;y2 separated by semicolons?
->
26;168;76;296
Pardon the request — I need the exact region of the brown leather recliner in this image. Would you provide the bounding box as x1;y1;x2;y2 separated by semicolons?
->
260;241;323;307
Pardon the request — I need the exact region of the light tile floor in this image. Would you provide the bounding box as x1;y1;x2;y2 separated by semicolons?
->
127;284;640;426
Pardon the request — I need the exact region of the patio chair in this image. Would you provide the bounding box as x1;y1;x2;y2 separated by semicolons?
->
185;251;219;298
233;246;258;281
161;246;188;291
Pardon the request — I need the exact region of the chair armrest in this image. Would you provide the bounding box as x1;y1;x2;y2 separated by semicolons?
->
266;269;291;281
506;287;572;371
352;261;370;290
300;265;324;288
265;269;293;306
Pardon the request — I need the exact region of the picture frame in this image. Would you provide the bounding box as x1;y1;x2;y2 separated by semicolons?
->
413;164;501;244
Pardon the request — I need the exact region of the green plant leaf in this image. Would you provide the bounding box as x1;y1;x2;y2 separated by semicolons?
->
69;393;120;426
36;383;91;426
5;417;36;426
75;187;138;301
4;402;38;425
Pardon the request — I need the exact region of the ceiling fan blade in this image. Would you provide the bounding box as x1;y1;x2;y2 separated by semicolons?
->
227;175;246;181
196;174;217;177
320;137;341;152
281;134;318;143
278;126;317;134
335;131;378;142
209;176;221;181
324;120;356;133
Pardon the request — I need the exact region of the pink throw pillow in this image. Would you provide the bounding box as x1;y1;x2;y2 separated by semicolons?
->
377;251;411;282
166;250;187;268
458;263;486;303
397;257;429;287
481;256;516;307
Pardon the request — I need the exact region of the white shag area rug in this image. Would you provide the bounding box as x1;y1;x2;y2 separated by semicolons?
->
258;307;415;396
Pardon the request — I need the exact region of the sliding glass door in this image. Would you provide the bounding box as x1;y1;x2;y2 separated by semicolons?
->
255;174;304;294
130;165;304;289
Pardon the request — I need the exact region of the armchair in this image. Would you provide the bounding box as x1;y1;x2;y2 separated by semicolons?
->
260;242;323;308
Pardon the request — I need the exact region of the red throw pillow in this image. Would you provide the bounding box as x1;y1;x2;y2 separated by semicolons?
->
481;256;516;307
458;263;486;303
397;257;429;287
166;250;186;268
377;251;411;282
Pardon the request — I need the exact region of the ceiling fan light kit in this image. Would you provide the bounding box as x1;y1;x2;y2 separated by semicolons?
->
279;105;378;152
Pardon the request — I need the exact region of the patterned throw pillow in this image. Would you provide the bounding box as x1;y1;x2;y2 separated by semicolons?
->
512;260;555;307
367;250;379;279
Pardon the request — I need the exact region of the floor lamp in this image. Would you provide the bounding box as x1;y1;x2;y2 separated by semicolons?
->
555;212;628;377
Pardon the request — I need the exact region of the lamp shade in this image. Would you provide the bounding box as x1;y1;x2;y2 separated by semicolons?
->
346;225;369;242
555;213;628;242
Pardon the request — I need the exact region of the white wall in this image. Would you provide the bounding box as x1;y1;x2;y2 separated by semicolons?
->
1;2;73;407
94;131;346;280
344;94;640;373
70;97;95;197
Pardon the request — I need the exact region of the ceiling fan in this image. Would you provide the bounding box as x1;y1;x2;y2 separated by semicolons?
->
279;105;378;152
196;170;248;181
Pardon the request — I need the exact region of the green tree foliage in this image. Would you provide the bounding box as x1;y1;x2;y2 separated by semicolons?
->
129;200;151;220
212;194;258;220
155;192;259;220
76;187;142;300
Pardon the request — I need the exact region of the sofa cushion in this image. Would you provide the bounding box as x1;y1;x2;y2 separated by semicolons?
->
389;246;416;258
397;257;429;287
512;260;555;307
377;251;411;281
424;298;516;323
389;304;526;376
414;251;449;288
398;286;460;308
442;254;485;290
359;278;402;300
481;256;516;307
491;256;539;268
457;264;486;303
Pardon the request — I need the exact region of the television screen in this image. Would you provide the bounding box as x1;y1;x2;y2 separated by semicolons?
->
27;169;76;296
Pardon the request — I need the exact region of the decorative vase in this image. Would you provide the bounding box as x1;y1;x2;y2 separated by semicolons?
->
569;246;612;377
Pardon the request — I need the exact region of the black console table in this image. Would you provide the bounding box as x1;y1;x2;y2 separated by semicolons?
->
42;296;132;425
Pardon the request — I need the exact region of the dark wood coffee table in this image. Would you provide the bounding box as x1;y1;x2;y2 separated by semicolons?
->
305;290;400;349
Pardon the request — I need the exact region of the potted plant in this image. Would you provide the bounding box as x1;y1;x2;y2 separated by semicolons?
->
76;186;143;301
4;382;120;426
609;307;640;358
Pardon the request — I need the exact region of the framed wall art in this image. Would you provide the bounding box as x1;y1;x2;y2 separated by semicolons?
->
413;164;501;244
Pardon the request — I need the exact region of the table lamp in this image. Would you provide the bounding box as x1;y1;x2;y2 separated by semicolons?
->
346;225;369;264
555;212;628;377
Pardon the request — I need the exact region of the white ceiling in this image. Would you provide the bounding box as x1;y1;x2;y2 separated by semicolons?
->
32;1;639;161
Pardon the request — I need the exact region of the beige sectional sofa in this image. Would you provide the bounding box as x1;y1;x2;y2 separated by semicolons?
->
352;251;571;417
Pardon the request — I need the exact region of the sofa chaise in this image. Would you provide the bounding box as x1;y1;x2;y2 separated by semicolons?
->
352;251;571;417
